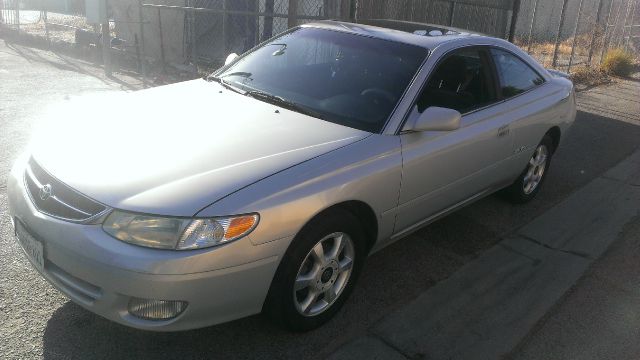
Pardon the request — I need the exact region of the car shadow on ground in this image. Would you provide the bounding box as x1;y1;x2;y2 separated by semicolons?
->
40;110;640;360
41;213;497;360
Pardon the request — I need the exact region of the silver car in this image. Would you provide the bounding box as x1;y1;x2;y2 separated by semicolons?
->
8;20;575;331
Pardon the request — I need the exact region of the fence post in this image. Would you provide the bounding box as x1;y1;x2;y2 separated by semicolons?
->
222;0;227;53
248;0;258;47
526;0;540;52
552;0;570;68
619;0;634;48
599;0;616;63
409;0;415;21
101;0;111;76
42;0;49;46
138;0;147;87
567;0;585;73
15;0;19;32
448;1;456;26
618;0;630;48
349;0;356;22
157;7;166;74
508;0;521;42
288;0;298;28
624;0;636;50
605;0;625;53
587;0;605;65
102;20;111;76
191;10;198;74
263;0;274;40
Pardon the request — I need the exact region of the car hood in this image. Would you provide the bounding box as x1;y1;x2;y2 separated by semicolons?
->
30;79;369;216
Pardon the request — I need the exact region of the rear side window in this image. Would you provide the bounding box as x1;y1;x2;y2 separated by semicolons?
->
490;49;544;98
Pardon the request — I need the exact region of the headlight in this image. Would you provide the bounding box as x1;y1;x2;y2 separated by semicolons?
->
102;211;259;250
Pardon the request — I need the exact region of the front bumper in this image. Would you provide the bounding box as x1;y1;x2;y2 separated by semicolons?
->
7;157;290;331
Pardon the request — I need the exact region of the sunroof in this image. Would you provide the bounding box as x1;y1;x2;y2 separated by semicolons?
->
413;29;460;36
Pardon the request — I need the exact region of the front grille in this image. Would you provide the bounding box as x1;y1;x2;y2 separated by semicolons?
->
24;158;107;222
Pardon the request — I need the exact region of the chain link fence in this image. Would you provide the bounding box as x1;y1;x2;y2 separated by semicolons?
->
353;0;516;38
513;0;639;72
131;0;519;76
133;0;351;71
2;0;638;78
0;0;110;45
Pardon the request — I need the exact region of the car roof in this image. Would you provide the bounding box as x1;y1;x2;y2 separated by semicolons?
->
301;19;494;50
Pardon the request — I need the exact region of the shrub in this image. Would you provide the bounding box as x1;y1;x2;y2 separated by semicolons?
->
600;48;635;77
570;65;609;87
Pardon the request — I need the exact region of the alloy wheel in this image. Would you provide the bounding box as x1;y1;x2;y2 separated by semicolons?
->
293;232;355;317
523;144;548;195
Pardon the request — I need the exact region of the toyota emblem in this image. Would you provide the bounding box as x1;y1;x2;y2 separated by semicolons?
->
39;184;53;201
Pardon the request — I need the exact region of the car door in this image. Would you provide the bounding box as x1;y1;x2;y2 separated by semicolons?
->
393;46;514;236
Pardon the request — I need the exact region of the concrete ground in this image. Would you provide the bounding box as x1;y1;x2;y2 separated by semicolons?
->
330;148;640;360
512;213;640;360
509;77;640;360
0;39;639;360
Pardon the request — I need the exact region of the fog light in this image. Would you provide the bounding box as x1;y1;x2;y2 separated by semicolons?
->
128;297;187;321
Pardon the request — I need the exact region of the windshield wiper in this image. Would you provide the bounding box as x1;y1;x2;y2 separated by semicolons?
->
246;90;325;120
206;75;246;94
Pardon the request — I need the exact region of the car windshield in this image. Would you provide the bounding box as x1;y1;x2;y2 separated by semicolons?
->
215;27;429;133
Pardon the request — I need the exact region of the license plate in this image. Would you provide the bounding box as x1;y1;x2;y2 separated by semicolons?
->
15;222;44;274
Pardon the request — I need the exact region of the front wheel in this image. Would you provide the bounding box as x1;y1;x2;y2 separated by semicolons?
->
502;135;554;203
264;209;366;331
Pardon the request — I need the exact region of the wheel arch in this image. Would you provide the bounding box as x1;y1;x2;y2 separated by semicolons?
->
262;199;378;321
546;126;561;153
301;200;379;254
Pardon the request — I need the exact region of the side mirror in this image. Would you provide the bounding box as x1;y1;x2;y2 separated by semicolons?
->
224;53;239;66
404;106;461;132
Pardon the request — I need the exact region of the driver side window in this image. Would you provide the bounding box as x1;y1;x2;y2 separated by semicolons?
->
416;48;497;114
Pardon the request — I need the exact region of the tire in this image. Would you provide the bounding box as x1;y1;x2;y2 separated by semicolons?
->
502;134;554;204
264;208;367;331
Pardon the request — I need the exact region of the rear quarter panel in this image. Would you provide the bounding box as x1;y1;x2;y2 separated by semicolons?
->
507;76;576;174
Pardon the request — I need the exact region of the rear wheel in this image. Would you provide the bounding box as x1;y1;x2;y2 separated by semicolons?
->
503;135;553;203
264;209;366;331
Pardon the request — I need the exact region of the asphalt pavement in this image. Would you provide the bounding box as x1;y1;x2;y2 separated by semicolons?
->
1;39;639;360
